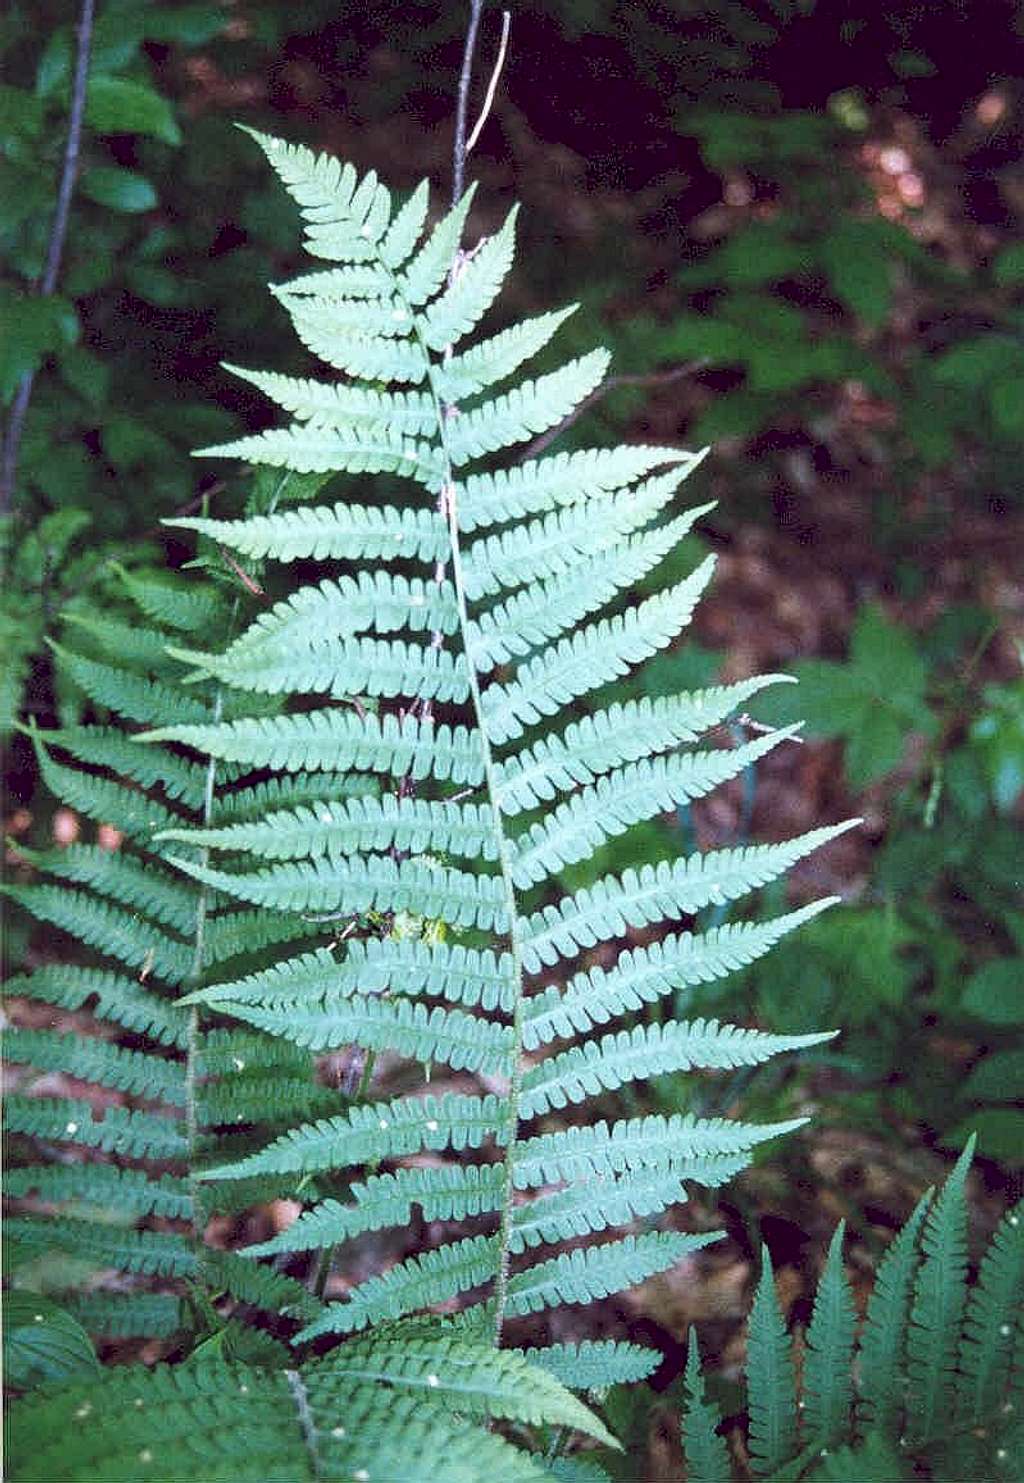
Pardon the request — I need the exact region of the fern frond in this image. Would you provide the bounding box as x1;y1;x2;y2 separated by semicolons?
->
905;1137;974;1445
521;1339;660;1389
12;842;201;933
296;1235;498;1340
202;906;321;966
4;965;187;1046
3;885;192;984
682;1329;731;1483
24;734;179;839
4;1096;187;1160
24;725;207;809
225;366;439;435
503;1231;723;1318
436;305;577;400
457;444;700;531
447;349;610;463
62;611;183;671
5;1215;195;1277
483;561;717;745
422;205;518;350
956;1197;1024;1423
509;1166;689;1250
804;1222;856;1449
166;500;449;564
159;793;497;865
747;1246;798;1477
493;674;793;814
520;1020;831;1116
524;900;836;1048
198;1092;509;1181
4;1164;192;1220
5;1029;187;1105
48;643;211;727
62;1291;184;1339
856;1187;932;1437
509;725;801;887
513;1112;806;1184
197;420;443;478
141;708;484;785
111;563;226;632
519;822;857;972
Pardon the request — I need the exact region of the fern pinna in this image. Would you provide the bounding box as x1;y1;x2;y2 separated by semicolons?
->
135;127;856;1371
683;1142;1024;1482
3;565;334;1351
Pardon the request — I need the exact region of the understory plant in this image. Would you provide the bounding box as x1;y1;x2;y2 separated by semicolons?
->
7;127;877;1476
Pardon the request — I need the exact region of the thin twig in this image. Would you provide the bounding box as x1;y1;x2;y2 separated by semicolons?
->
452;0;486;207
520;359;709;461
465;10;511;155
1;0;96;513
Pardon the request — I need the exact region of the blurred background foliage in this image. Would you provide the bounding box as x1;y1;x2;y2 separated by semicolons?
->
2;0;1022;1442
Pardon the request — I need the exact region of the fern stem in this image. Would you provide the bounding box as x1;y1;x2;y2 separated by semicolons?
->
285;1368;324;1480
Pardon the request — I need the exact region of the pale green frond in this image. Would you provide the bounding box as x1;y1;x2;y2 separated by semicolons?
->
221;574;459;664
957;1197;1024;1423
15;842;202;933
244;1162;506;1257
682;1330;731;1483
906;1137;974;1446
804;1223;856;1449
224;364;439;436
509;1166;688;1251
165;501;448;565
196;1073;333;1130
26;725;207;809
141;708;484;786
435;304;577;401
181;936;517;1015
463;477;710;600
47;643;209;729
62;612;182;671
196;422;442;478
520;1020;832;1117
379;178;430;267
198;1092;509;1180
165;851;507;931
160;794;496;866
519;821;858;972
208;992;514;1071
4;1096;187;1160
467;511;702;671
284;303;431;384
211;769;374;824
242;128;390;262
520;1339;659;1390
494;674;793;814
111;563;226;633
510;725;801;887
269;263;394;298
63;1291;184;1339
275;289;416;341
4;1029;186;1105
4;966;187;1047
3;885;192;985
747;1247;798;1478
396;184;477;305
504;1231;723;1318
5;1164;192;1220
310;1331;616;1442
523;900;838;1048
447;349;610;464
513;1112;806;1185
422;205;518;350
458;444;702;532
25;732;179;839
295;1234;498;1340
173;632;469;703
203;1247;323;1321
202;906;321;966
856;1187;932;1437
483;560;717;746
5;1215;195;1278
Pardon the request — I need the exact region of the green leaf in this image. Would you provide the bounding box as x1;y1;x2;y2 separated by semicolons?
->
993;242;1024;287
3;1294;99;1391
961;960;1023;1024
79;166;157;213
85;78;181;144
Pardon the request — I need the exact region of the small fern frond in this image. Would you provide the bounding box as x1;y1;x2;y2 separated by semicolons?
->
905;1136;974;1445
5;1028;187;1105
803;1222;856;1449
502;1231;722;1319
167;499;449;564
856;1187;932;1437
956;1197;1024;1424
682;1329;731;1483
4;965;187;1046
5;1164;192;1219
521;1339;660;1390
747;1246;798;1477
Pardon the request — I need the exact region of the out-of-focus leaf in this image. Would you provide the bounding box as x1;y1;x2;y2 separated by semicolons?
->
962;1050;1024;1103
993;243;1024;287
80;166;158;213
941;1110;1024;1165
961;960;1023;1025
85;78;181;145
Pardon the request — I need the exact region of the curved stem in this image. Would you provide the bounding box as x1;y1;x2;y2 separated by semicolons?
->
452;0;486;208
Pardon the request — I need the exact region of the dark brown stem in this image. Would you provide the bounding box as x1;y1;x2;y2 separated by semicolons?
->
452;0;486;208
1;0;96;513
